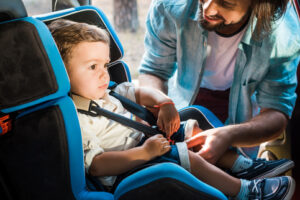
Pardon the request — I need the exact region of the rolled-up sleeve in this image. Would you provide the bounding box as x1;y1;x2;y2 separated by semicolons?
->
139;0;177;80
256;56;299;117
114;82;136;102
184;119;199;140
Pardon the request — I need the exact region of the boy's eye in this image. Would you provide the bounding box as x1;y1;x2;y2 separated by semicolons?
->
90;64;96;70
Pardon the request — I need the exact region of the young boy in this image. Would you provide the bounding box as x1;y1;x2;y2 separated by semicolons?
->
48;19;295;199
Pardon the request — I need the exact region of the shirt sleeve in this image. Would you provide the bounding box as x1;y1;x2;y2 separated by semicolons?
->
138;0;177;80
184;119;199;140
256;56;300;117
114;82;136;102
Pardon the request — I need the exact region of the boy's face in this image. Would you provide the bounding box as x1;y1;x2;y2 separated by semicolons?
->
67;41;110;100
199;0;251;35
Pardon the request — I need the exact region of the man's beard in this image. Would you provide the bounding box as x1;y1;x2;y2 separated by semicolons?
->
198;3;249;33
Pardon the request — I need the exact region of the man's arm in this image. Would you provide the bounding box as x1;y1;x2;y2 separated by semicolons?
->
187;108;288;164
138;1;177;93
225;108;287;147
138;74;168;94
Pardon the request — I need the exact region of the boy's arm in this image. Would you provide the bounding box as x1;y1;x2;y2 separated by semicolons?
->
89;146;150;176
89;134;170;176
135;87;180;137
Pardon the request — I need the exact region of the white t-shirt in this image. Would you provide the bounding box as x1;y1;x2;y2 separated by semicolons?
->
200;28;246;91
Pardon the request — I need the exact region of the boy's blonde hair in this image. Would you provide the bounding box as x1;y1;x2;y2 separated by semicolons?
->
48;19;110;64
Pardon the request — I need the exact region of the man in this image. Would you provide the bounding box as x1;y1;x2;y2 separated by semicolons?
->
138;0;300;164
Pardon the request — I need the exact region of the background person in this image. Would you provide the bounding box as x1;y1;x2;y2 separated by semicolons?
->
138;0;300;163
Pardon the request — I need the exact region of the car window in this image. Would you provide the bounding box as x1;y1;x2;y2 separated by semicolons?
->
23;0;51;15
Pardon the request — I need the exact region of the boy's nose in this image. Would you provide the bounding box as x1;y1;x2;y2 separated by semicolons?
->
99;70;108;79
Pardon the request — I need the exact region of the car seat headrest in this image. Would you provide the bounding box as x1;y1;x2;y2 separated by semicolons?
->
36;6;124;64
0;0;27;22
0;18;69;113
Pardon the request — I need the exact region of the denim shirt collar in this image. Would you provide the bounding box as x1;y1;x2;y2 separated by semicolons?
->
188;0;209;38
240;18;263;47
189;0;200;21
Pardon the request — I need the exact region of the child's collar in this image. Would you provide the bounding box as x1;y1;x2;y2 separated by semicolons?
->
71;91;112;112
71;94;91;111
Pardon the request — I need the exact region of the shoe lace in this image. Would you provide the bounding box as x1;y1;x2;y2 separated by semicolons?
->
252;180;261;193
251;179;265;199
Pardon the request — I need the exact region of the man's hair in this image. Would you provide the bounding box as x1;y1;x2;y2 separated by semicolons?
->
250;0;289;40
48;19;110;64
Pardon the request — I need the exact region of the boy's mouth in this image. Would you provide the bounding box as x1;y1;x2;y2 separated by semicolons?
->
99;84;108;89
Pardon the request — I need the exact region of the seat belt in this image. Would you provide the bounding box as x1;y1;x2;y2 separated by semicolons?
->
109;90;157;126
73;95;165;138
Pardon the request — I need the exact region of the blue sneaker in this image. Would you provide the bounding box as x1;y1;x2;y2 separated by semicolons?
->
231;158;294;180
248;176;295;200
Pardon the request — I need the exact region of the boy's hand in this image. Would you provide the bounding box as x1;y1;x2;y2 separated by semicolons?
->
157;104;180;138
143;134;171;159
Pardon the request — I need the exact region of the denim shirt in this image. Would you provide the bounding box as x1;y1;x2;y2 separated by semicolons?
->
139;0;300;124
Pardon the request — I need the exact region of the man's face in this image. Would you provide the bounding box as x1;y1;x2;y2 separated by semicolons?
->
199;0;251;34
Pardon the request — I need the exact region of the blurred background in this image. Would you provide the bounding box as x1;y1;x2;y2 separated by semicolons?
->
22;0;152;79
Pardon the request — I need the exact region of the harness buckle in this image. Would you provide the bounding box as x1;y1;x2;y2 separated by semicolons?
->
168;139;175;145
0;114;12;135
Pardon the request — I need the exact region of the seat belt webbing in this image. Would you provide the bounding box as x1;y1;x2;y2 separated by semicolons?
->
109;90;157;126
77;100;165;138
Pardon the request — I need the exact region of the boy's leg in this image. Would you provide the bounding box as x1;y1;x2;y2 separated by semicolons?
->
188;150;295;199
188;150;241;197
216;149;240;169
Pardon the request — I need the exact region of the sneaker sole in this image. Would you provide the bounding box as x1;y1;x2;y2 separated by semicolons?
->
251;160;294;180
282;176;295;200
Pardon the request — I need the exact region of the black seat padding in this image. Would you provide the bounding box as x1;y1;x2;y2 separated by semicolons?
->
0;20;58;110
0;106;75;200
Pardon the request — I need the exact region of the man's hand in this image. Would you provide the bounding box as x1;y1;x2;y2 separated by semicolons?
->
186;127;232;164
143;134;171;160
157;104;180;138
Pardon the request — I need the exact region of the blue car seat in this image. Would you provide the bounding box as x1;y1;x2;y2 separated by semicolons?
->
0;1;227;199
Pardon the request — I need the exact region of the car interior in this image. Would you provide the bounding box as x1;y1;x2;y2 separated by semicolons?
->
0;0;299;199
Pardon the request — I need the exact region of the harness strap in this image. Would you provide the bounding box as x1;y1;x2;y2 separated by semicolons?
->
109;90;157;126
72;94;165;138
